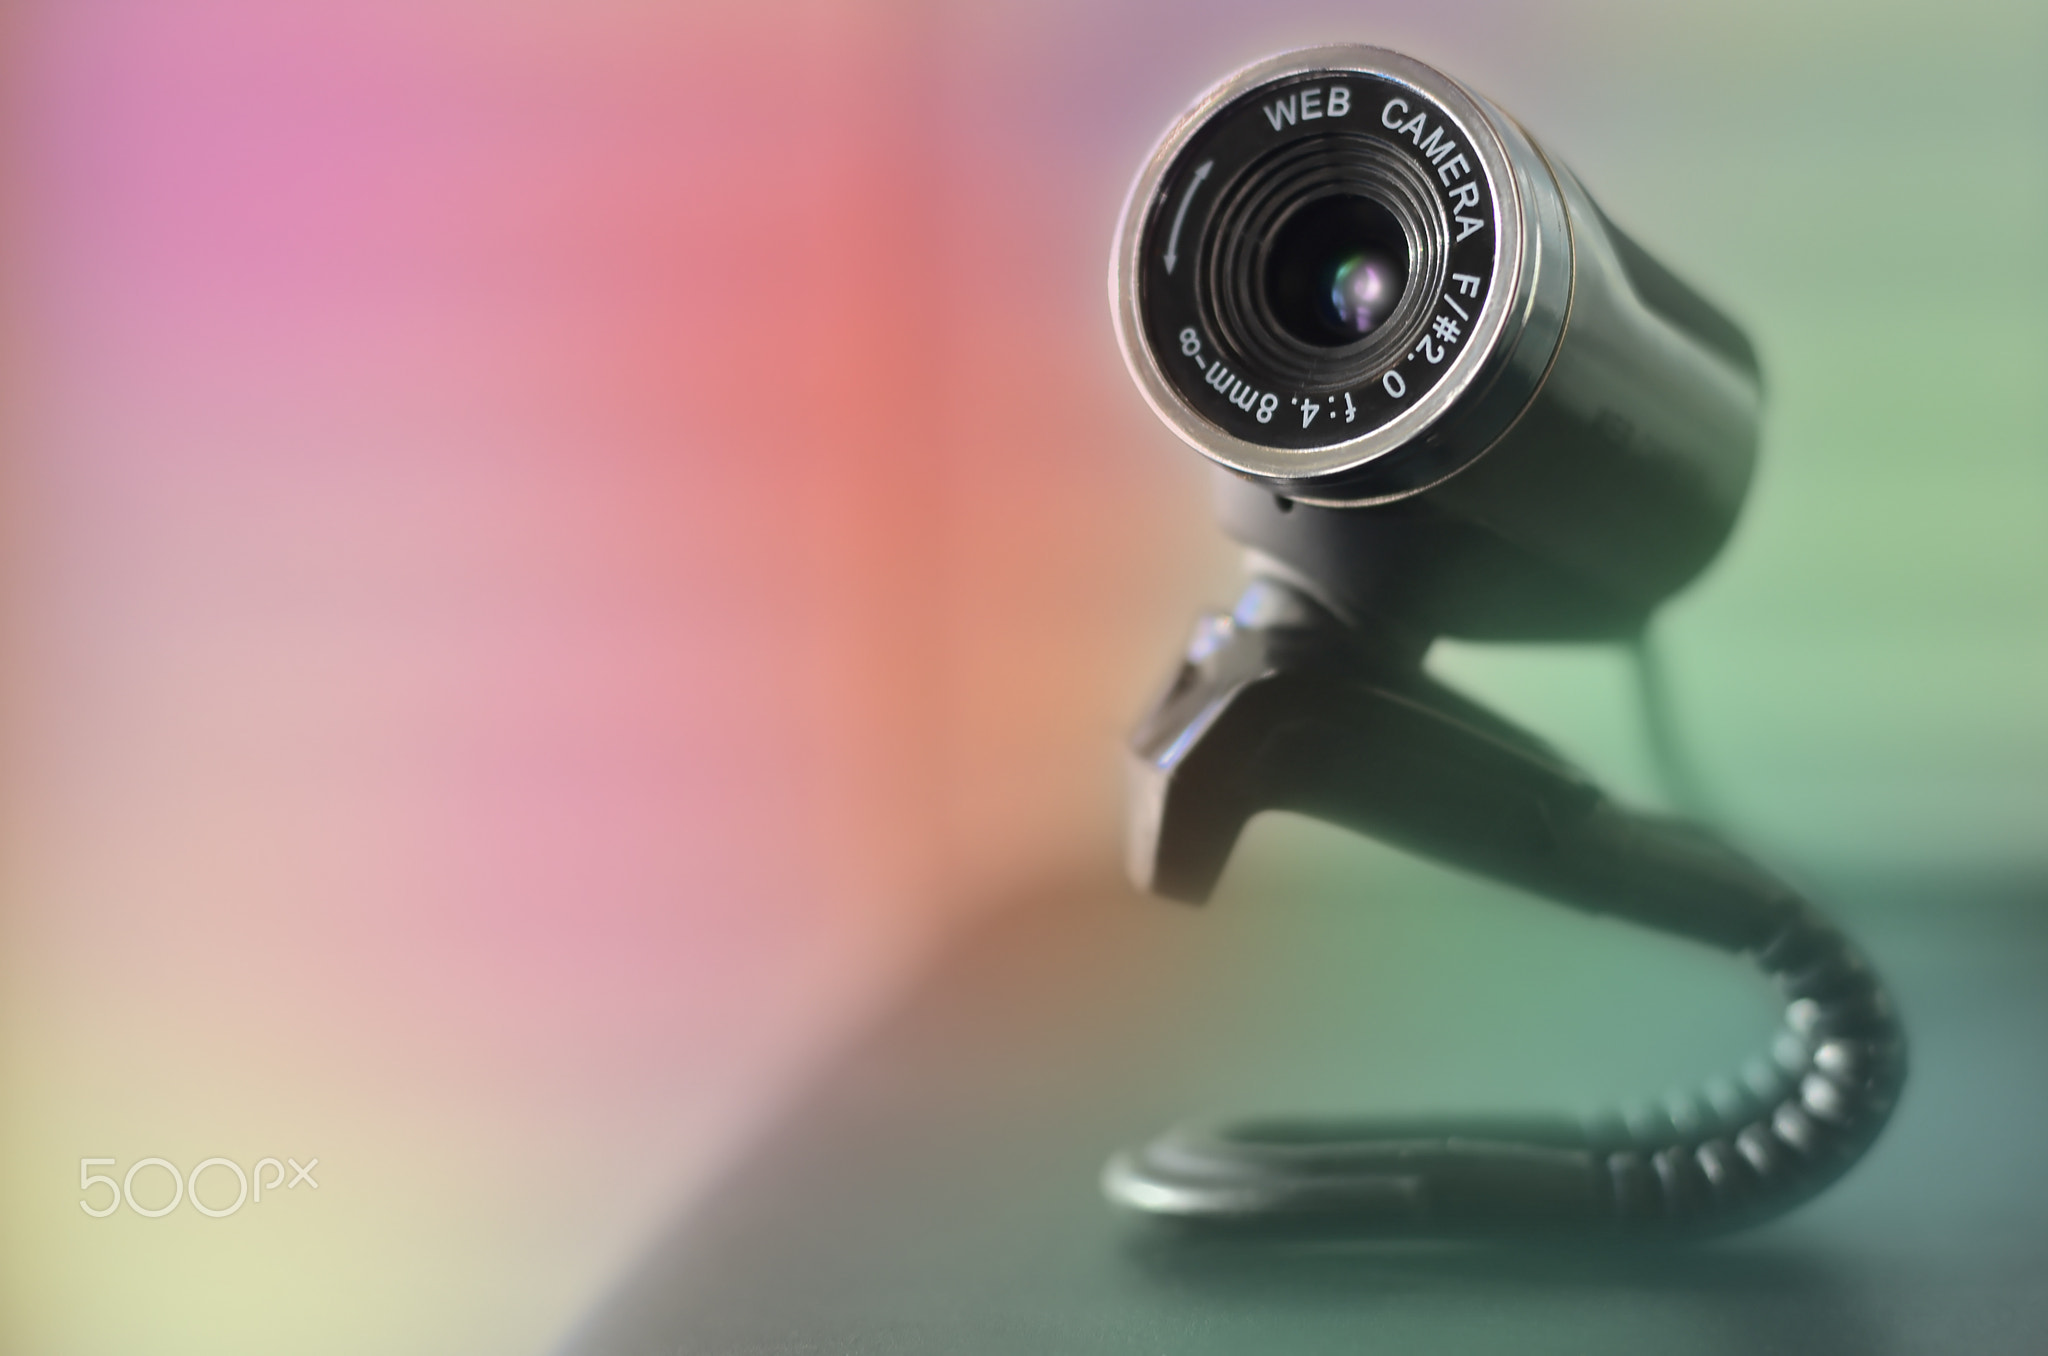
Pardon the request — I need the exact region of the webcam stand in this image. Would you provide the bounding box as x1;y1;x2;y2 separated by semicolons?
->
1107;573;1904;1234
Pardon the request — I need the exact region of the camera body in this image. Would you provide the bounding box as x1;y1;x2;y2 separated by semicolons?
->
1112;46;1761;639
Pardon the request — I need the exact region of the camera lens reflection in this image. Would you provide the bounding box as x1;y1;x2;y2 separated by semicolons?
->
1264;195;1409;348
1324;250;1403;336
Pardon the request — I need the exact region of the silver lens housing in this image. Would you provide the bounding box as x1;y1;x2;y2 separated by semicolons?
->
1110;46;1572;506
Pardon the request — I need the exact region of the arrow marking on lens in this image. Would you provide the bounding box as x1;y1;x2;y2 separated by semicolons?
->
1162;160;1212;275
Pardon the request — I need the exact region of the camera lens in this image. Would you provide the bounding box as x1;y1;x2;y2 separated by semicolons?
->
1199;133;1446;395
1265;196;1408;344
1117;55;1538;468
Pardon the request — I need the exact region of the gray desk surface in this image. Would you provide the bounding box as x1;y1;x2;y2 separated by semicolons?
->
566;832;2048;1355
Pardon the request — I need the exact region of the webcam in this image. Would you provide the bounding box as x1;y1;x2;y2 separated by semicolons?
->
1104;47;1902;1235
1113;45;1763;641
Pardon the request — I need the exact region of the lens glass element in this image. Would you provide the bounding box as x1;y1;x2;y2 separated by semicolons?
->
1264;195;1409;348
1326;251;1403;337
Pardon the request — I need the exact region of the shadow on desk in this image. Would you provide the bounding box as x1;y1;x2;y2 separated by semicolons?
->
1125;1229;1885;1353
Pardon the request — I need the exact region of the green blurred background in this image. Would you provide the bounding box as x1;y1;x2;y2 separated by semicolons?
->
1382;0;2048;869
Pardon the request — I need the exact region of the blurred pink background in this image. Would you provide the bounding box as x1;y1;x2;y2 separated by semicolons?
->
2;2;1210;1351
